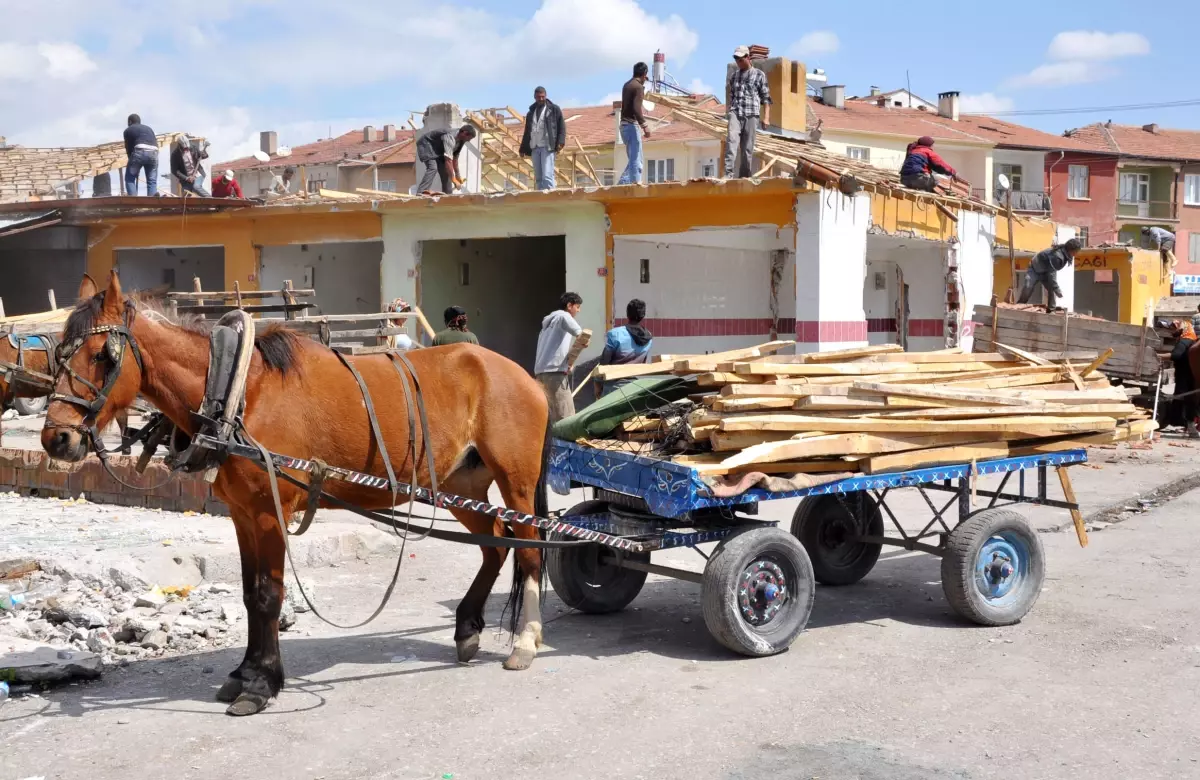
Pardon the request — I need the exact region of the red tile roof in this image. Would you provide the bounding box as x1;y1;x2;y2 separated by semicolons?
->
1063;122;1200;161
530;98;720;148
217;127;416;172
808;98;1104;152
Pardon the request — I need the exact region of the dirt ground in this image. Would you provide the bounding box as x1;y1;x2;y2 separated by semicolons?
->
3;469;1200;780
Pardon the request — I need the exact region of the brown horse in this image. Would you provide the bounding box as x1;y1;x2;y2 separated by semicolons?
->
2;275;128;446
42;272;553;716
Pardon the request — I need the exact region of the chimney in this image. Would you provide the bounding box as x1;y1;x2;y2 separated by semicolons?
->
260;130;278;156
383;124;397;142
869;86;881;97
363;125;376;142
1142;123;1160;134
822;84;845;110
937;91;960;121
652;51;666;93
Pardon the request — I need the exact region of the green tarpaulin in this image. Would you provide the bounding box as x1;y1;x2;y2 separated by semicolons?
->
551;376;697;441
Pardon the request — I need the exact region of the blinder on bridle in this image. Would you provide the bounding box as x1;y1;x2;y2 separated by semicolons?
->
49;298;144;447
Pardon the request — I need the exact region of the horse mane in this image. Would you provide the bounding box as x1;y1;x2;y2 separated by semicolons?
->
64;292;303;375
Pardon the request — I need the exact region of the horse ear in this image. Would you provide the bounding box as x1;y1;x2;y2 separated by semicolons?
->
77;274;98;302
102;271;124;313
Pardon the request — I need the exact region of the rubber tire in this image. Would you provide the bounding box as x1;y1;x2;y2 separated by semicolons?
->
701;526;815;657
11;396;47;416
791;493;884;586
941;508;1045;627
546;501;649;614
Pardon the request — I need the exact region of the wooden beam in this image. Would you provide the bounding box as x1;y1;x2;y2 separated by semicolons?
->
851;381;1042;407
864;442;1010;475
719;431;1001;468
718;413;1117;437
1056;465;1088;548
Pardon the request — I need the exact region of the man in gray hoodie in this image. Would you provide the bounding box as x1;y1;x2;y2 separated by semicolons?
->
534;292;583;423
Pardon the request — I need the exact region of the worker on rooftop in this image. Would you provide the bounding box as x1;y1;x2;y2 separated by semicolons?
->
1017;238;1082;311
433;305;479;347
269;167;295;196
170;134;209;197
1142;226;1177;277
212;169;243;199
519;87;566;191
900;136;961;193
725;45;771;179
123;113;158;196
617;62;652;185
416;123;476;195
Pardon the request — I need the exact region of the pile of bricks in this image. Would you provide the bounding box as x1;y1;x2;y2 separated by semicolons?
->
0;448;227;515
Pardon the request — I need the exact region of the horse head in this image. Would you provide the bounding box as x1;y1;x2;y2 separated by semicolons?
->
42;272;144;462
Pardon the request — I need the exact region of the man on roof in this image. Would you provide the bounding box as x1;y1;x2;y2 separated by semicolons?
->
519;86;566;191
1142;226;1177;276
1017;238;1082;311
212;169;243;198
899;136;962;193
170;135;210;196
416;124;476;195
725;45;771;179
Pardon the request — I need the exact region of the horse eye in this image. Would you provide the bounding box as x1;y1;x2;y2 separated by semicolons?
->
91;352;108;364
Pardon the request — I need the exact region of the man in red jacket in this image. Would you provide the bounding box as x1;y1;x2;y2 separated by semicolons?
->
212;169;243;198
900;136;960;192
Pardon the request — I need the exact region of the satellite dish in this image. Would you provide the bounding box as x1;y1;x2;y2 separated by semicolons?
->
997;173;1011;191
253;150;270;162
276;146;292;158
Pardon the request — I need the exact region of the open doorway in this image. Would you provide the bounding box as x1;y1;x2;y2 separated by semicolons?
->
260;241;382;318
1073;268;1120;320
864;236;946;351
115;246;224;294
420;236;566;371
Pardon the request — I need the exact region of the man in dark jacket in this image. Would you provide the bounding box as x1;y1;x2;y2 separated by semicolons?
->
416;124;476;194
900;136;959;192
1018;238;1082;309
170;135;209;196
123;113;159;196
519;87;566;191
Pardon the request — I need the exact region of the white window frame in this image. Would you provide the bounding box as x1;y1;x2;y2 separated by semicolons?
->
700;158;717;178
1119;172;1150;204
846;146;870;162
997;163;1023;192
1185;173;1200;206
1191;234;1200;265
1067;165;1089;200
646;158;675;183
374;179;397;192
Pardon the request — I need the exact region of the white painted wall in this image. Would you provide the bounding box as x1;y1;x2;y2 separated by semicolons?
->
795;190;871;350
381;202;607;362
259;241;382;322
993;149;1047;198
957;210;998;351
613;226;795;355
863;235;947;351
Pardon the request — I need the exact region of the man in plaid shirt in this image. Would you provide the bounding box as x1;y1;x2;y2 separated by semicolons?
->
725;45;771;178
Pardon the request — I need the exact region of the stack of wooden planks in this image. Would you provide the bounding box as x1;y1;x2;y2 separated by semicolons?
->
971;304;1163;380
591;341;1156;478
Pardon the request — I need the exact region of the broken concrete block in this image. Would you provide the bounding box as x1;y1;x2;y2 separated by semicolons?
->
0;641;102;683
140;630;169;650
134;588;167;609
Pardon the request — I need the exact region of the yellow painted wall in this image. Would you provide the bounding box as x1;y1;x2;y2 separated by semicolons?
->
992;247;1171;324
86;209;381;291
869;190;958;241
994;217;1056;254
606;191;796;236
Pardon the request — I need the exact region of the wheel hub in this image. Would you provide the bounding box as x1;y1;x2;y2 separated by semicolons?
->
737;559;789;626
974;534;1027;604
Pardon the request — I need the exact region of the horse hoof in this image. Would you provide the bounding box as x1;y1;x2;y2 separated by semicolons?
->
226;693;270;716
502;647;535;671
456;634;480;663
215;678;243;703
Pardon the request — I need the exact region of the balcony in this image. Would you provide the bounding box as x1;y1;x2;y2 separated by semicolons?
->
1116;199;1179;222
975;188;1052;214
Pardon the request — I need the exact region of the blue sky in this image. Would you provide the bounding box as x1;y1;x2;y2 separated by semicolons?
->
1;0;1196;164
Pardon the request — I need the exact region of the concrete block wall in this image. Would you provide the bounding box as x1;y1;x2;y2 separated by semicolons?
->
0;449;228;516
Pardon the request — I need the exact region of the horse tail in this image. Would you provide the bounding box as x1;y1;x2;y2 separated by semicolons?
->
502;411;554;639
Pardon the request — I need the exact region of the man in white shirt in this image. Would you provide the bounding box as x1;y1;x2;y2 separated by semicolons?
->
534;292;583;422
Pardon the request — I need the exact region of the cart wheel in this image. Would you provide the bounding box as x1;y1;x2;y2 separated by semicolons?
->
791;493;883;586
701;527;815;657
546;501;649;614
941;508;1045;626
11;396;47;416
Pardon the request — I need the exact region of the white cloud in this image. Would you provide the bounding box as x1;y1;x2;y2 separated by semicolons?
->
789;31;839;60
1048;31;1150;61
0;0;699;166
959;93;1015;114
687;78;714;96
37;42;97;80
1006;61;1116;89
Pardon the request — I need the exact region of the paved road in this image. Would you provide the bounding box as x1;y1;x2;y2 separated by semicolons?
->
3;478;1200;780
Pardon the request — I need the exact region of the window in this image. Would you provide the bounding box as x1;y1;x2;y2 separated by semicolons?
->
639;258;650;284
375;179;397;192
602;171;615;186
1067;165;1089;199
1192;234;1200;265
306;174;327;194
700;159;717;178
997;163;1023;192
647;158;675;183
1119;172;1150;203
846;146;870;162
1076;227;1089;247
1185;173;1200;206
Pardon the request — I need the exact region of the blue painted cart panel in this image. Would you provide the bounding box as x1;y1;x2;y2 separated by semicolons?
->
549;440;1088;519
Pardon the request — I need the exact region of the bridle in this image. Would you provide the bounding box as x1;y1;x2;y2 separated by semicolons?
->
45;298;162;486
